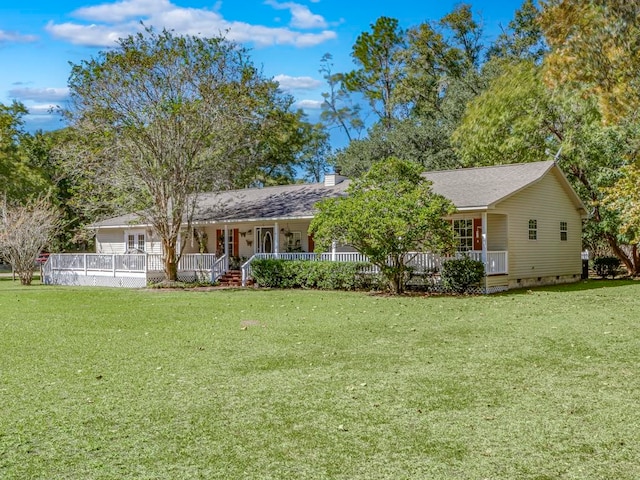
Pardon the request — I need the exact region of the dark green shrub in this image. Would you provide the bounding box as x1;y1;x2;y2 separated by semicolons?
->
440;256;485;294
592;256;621;279
250;258;285;287
250;259;373;290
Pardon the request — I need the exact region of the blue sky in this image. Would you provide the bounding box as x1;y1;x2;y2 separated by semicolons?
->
0;0;525;146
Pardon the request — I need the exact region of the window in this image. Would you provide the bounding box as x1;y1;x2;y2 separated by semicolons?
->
217;229;235;255
560;221;568;241
126;232;145;252
286;231;302;252
528;219;537;240
453;219;474;251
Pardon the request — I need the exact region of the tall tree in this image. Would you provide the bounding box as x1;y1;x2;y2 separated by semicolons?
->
452;60;554;166
334;6;485;176
335;118;459;177
540;0;640;124
439;3;483;70
487;0;547;63
296;122;333;183
342;17;406;130
309;157;455;294
63;27;301;281
0;102;49;202
319;53;364;143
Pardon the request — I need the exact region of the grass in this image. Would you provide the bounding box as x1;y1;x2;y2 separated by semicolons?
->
1;278;639;479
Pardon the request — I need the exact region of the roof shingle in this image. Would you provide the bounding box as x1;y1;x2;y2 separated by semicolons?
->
93;160;582;228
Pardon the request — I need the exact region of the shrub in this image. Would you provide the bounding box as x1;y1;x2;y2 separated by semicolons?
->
249;259;285;288
592;256;621;279
250;259;374;290
440;256;485;294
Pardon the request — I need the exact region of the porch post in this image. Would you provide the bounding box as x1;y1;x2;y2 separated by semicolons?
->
481;213;488;265
274;222;280;256
224;225;229;257
331;240;337;261
482;212;488;293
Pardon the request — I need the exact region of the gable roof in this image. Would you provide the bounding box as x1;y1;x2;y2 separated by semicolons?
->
92;160;586;228
425;160;586;214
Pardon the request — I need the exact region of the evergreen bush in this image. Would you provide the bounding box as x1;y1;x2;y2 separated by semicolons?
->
592;256;621;279
250;259;373;290
440;256;485;294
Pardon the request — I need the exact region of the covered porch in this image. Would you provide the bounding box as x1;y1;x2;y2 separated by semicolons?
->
42;247;509;290
48;213;510;290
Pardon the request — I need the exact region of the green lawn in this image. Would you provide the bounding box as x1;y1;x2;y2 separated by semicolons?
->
1;278;639;479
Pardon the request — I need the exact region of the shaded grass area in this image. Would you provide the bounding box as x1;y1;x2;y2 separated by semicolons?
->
1;278;639;479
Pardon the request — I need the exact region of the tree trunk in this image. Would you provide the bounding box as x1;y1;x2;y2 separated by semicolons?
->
163;239;179;281
19;270;33;286
606;233;639;276
568;165;640;276
388;256;405;294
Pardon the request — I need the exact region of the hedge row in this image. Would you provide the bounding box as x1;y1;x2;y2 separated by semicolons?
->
250;259;377;290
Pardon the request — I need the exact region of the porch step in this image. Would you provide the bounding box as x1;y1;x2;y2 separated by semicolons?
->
217;270;253;287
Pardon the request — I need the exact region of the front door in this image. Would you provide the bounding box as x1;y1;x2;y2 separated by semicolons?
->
256;227;274;253
473;218;483;251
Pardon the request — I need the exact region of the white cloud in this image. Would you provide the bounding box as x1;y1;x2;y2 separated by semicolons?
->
9;87;70;102
73;0;172;22
45;0;336;48
264;0;328;29
45;21;140;47
0;29;38;43
26;104;60;115
274;74;322;91
296;99;323;109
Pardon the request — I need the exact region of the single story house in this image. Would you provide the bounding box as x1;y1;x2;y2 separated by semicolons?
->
44;160;587;291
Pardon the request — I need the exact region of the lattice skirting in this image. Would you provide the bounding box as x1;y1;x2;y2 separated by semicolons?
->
407;275;509;294
147;270;211;284
47;273;147;288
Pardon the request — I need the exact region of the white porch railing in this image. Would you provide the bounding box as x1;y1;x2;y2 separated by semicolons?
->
44;253;218;287
240;250;509;286
145;254;218;272
211;254;228;283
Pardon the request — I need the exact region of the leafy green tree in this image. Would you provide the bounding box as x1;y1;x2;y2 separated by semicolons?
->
62;27;303;281
0;102;49;202
439;3;483;70
309;157;455;294
540;0;640;124
453;60;553;166
334;5;485;176
342;17;406;130
487;0;547;63
296;122;333;183
21;128;97;251
335;119;459;177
